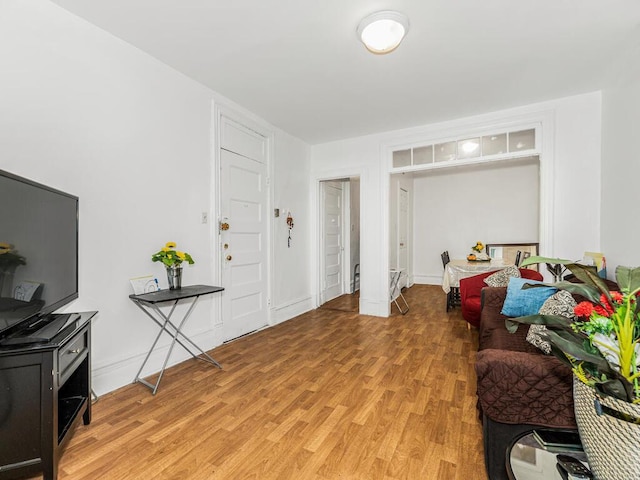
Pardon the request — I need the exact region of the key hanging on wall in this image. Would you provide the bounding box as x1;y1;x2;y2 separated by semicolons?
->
286;211;294;248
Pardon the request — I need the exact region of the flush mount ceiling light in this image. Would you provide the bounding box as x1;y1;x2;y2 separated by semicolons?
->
357;11;409;54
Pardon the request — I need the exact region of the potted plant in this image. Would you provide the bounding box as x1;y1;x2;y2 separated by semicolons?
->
0;242;26;297
151;242;194;290
507;256;640;479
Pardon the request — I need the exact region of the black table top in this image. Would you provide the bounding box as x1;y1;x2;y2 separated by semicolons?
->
129;285;224;304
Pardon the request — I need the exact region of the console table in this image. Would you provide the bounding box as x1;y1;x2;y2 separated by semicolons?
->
129;285;224;394
0;311;96;480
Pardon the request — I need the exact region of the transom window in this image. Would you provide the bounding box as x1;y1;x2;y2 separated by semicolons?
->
392;128;536;170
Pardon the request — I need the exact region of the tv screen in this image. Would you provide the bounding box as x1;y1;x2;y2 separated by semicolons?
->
0;170;78;338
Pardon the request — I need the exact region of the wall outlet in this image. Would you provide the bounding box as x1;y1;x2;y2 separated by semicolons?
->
201;212;208;224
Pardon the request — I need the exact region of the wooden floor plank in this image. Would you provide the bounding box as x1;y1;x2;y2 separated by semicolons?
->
23;284;487;480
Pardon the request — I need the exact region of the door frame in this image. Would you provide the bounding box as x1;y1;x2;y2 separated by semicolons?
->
212;102;274;337
312;168;364;310
318;179;354;305
397;186;410;288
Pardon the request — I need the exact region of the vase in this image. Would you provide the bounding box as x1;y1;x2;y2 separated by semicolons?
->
573;378;640;479
166;265;182;290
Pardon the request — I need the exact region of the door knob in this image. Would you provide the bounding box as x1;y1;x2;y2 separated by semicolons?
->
223;243;229;249
226;255;232;261
220;222;230;231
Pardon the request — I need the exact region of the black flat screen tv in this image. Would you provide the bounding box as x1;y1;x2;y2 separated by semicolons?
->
0;169;78;339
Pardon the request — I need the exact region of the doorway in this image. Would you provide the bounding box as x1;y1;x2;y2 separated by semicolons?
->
318;177;360;311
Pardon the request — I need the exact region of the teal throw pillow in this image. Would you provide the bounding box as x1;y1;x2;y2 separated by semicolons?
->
501;277;557;317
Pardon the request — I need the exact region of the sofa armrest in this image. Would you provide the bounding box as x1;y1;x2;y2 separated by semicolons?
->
475;349;576;428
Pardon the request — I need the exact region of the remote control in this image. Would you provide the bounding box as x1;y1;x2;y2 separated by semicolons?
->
556;454;593;479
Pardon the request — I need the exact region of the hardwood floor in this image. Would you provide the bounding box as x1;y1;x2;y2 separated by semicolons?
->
40;285;487;480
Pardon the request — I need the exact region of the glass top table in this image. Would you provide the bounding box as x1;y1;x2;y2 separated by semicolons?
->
507;430;589;480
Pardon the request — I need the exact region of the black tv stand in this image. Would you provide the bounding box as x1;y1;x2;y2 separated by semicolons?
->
0;313;81;348
0;311;96;480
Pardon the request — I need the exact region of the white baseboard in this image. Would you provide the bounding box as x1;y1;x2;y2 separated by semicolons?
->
412;274;443;286
91;328;221;397
270;295;314;325
359;297;389;317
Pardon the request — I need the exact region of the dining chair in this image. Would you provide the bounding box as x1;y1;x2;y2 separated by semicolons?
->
514;250;522;267
441;250;458;311
441;250;450;269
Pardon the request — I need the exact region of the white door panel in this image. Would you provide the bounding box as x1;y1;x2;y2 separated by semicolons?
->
220;139;268;341
321;181;343;303
399;188;409;288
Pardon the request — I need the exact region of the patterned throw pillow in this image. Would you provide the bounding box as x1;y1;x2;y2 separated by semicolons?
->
484;265;521;287
526;290;577;354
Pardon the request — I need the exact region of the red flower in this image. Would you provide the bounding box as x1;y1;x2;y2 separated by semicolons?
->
610;291;624;303
594;304;612;317
574;301;594;318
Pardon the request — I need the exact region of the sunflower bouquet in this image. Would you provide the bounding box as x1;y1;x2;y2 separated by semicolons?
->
151;242;194;267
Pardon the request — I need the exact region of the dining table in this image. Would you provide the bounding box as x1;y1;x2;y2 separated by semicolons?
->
442;258;512;293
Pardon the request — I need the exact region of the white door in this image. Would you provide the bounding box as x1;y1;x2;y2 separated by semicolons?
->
219;118;269;341
398;188;409;288
321;181;343;304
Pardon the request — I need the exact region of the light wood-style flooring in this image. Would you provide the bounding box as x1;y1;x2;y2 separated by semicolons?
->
33;284;487;479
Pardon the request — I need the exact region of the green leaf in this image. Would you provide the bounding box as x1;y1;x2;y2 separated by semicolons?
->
546;330;610;368
505;319;521;333
565;263;610;298
508;313;574;328
595;380;637;403
520;256;573;268
615;265;640;294
526;280;602;303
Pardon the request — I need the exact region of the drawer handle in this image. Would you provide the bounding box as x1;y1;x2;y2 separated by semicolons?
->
68;348;82;354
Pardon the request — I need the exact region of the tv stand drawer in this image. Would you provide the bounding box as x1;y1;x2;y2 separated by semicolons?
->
58;329;88;384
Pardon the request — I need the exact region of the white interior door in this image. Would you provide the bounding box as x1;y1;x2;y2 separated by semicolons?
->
220;118;269;341
398;187;408;288
321;181;343;304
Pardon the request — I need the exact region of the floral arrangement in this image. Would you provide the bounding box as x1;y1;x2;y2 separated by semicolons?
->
0;242;26;271
507;257;640;404
151;242;194;268
471;241;484;253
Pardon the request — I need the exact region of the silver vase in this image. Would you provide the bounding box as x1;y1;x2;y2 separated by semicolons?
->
166;265;182;290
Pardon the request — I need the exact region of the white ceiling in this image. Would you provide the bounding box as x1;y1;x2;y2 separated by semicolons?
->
51;0;640;145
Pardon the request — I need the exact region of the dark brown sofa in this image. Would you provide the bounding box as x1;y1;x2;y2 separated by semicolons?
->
475;286;576;480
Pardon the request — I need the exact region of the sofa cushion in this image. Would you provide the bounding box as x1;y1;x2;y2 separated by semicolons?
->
526;290;577;354
501;277;557;317
484;265;521;287
475;349;576;428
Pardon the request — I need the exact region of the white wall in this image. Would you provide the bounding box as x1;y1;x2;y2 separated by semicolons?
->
271;131;313;322
0;0;311;395
310;138;384;315
600;35;640;275
311;92;602;315
413;159;540;285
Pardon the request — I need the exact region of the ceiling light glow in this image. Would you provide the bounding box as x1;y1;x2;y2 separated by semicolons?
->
357;11;409;54
462;141;479;153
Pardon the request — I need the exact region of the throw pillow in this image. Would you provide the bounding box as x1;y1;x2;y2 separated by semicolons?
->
501;277;557;317
484;265;521;287
526;290;577;354
526;324;552;354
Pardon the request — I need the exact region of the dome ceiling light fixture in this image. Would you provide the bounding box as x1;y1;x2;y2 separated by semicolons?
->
357;11;410;54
